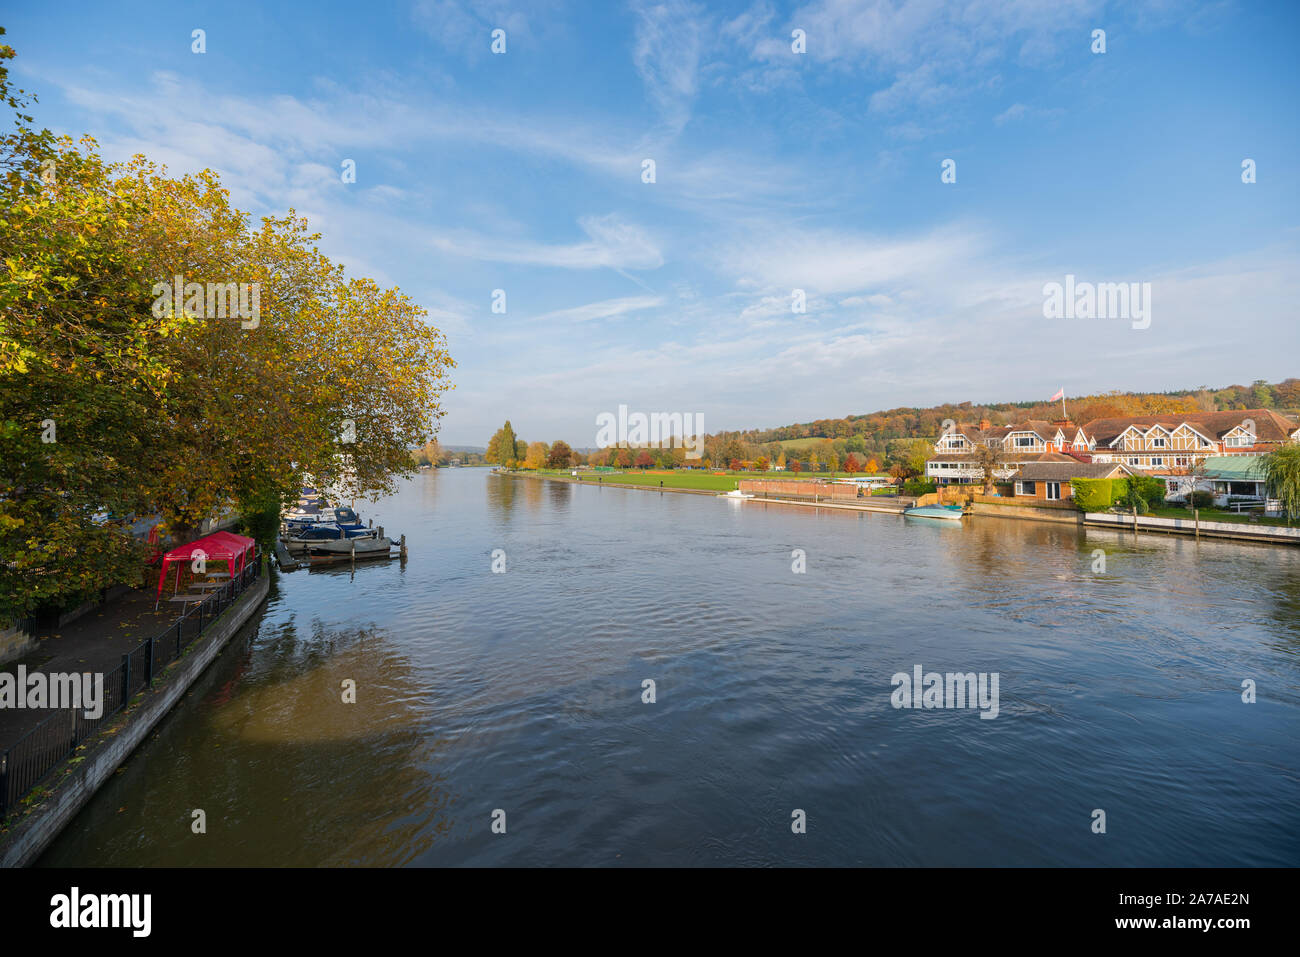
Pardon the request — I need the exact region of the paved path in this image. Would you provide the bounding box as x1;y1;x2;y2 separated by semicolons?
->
0;588;183;751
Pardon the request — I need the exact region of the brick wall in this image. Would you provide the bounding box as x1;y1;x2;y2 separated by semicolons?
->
739;480;860;500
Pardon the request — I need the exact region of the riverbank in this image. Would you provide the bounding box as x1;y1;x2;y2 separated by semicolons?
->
505;469;912;510
510;470;1300;545
506;469;721;495
0;559;269;868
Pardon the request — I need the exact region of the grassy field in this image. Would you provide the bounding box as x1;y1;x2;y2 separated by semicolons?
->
774;437;838;453
532;469;750;491
527;469;892;493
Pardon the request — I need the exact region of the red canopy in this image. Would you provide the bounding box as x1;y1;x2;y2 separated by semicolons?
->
155;531;256;598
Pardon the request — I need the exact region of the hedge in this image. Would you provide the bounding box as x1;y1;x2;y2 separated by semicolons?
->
1071;475;1165;512
1070;477;1123;512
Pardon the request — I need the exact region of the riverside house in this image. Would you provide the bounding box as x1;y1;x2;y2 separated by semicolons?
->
926;408;1298;490
1012;461;1133;503
926;418;1097;486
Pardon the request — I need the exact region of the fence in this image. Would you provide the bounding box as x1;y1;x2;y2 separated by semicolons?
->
0;557;262;818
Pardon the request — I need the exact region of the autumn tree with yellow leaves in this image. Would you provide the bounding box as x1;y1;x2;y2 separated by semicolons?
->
0;34;455;622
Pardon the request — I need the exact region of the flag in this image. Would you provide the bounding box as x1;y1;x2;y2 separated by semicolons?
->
1049;388;1064;402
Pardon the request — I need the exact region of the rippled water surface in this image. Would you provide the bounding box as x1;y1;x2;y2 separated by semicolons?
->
41;470;1300;866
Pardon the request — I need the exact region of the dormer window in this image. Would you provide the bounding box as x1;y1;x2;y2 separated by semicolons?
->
1152;437;1166;448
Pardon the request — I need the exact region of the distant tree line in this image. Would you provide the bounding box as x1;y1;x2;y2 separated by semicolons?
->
480;379;1298;484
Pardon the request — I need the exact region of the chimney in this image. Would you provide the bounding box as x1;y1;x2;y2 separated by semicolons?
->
978;417;991;431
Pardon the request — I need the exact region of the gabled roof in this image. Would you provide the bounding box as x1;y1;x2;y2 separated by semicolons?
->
1004;419;1062;441
939;424;983;441
1017;461;1131;482
927;451;1078;465
1083;409;1298;446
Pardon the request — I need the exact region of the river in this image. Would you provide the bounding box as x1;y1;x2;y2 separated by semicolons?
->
39;469;1300;865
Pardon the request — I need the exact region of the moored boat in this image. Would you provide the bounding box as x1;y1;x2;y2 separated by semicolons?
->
286;523;378;542
903;504;966;521
284;505;366;531
306;536;396;562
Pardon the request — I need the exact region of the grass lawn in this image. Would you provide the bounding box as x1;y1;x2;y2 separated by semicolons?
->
533;470;738;491
1146;506;1298;528
527;469;893;493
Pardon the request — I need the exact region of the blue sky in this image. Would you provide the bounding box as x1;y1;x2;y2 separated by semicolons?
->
8;0;1299;446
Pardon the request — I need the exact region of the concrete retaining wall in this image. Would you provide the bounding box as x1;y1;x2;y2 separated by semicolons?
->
970;502;1084;525
1085;512;1300;544
0;568;269;868
0;624;35;669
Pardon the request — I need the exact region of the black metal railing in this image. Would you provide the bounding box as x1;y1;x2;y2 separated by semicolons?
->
0;557;263;818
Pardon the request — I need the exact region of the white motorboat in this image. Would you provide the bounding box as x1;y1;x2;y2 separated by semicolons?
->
306;536;395;562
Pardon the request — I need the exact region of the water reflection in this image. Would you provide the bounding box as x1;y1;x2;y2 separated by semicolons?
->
39;471;1300;867
485;472;517;516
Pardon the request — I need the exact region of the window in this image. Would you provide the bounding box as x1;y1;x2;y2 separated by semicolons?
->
1045;482;1061;500
1152;437;1166;448
1017;481;1036;495
1151;457;1163;467
1015;436;1035;448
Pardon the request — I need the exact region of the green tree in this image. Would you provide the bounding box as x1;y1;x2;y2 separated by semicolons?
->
487;421;519;466
1260;444;1300;521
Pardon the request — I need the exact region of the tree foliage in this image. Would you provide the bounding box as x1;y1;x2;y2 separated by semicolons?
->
0;40;455;622
1260;444;1300;521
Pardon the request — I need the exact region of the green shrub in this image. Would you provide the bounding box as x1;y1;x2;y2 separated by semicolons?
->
1187;490;1214;509
903;479;937;496
1129;475;1166;508
1071;478;1118;512
1116;477;1154;514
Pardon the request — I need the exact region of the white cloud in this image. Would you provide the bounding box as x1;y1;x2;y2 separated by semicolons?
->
631;0;706;133
428;214;663;270
527;295;665;322
993;102;1028;125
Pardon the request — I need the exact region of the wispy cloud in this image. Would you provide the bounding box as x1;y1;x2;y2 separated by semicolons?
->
631;0;706;133
428;215;663;270
527;295;665;322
